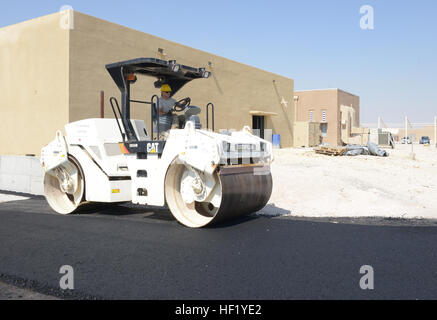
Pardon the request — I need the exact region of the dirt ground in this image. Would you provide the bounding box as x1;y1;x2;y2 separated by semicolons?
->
259;143;437;219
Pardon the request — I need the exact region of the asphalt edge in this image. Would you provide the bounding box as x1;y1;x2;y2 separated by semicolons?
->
0;273;102;300
0;189;44;200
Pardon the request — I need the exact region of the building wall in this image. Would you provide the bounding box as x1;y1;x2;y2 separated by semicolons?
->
397;126;436;143
69;12;295;147
0;12;70;155
338;89;360;127
294;89;338;146
294;89;360;146
293;122;321;147
340;105;368;145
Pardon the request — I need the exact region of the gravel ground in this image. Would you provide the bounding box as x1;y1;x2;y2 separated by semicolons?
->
258;143;437;219
0;280;58;300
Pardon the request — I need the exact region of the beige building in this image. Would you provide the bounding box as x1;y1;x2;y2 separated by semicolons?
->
397;126;436;143
0;10;295;155
294;89;364;146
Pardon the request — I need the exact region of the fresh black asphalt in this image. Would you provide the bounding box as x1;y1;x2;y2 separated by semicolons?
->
1;193;437;299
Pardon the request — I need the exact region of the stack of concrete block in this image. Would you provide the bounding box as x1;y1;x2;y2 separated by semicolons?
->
0;155;44;195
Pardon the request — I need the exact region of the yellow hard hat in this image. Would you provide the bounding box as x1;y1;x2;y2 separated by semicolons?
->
160;84;172;92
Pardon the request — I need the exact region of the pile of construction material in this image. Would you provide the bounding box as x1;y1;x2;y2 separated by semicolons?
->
314;145;348;156
315;142;389;157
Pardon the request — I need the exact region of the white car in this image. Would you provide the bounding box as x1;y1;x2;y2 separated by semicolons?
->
401;136;412;144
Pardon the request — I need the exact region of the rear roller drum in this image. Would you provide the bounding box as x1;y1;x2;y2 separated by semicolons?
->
43;156;85;214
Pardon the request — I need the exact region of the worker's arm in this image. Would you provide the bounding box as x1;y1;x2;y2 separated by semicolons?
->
159;107;173;115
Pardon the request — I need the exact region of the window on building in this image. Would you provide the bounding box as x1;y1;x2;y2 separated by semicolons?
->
309;110;314;122
321;110;327;123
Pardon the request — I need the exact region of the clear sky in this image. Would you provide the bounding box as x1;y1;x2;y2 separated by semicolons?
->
2;0;436;123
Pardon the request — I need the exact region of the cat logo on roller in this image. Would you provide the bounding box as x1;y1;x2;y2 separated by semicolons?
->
147;142;159;153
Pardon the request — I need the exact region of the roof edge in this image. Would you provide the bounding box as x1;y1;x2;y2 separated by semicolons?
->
295;88;359;97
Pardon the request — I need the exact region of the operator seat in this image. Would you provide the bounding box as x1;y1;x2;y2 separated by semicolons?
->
177;106;202;129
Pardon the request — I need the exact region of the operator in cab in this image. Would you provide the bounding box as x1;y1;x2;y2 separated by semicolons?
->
156;83;200;139
157;84;177;134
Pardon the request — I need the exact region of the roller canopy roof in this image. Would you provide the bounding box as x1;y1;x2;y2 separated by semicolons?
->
106;58;210;96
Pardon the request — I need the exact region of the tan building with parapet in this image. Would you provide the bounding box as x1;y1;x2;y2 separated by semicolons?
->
0;10;295;156
396;126;436;144
294;88;366;146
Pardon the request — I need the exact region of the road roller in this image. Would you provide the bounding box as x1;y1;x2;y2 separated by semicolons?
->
40;58;273;228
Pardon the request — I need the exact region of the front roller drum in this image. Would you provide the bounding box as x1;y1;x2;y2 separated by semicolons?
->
165;164;272;228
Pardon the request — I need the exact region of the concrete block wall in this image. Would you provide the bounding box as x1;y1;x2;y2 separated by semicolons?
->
0;155;44;195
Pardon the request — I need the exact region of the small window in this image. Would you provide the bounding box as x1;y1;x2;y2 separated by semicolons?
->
321;110;327;123
309;110;314;122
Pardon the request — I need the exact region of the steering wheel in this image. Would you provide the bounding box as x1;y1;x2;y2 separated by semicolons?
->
173;97;191;112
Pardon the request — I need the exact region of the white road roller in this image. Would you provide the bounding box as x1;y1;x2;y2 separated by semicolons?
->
41;58;273;227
